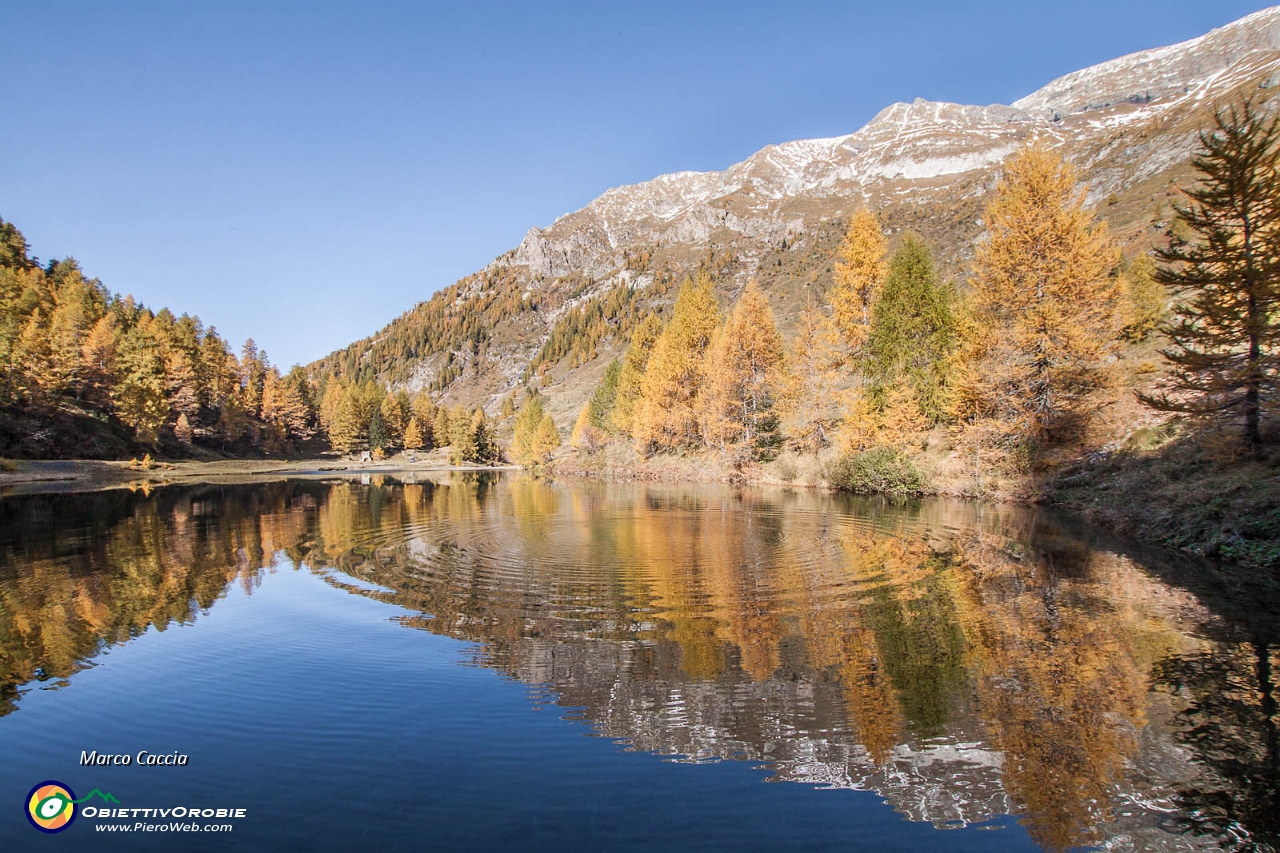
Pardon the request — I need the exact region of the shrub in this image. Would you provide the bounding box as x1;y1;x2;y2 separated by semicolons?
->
827;446;926;496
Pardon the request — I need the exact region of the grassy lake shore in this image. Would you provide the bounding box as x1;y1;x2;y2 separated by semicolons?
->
0;451;519;496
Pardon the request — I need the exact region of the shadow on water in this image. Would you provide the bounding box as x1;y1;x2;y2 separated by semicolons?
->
0;473;1276;851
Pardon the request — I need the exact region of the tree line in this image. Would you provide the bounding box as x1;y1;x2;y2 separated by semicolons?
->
555;101;1276;474
0;229;320;455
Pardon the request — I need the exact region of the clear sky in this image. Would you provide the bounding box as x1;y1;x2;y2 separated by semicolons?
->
4;1;1273;368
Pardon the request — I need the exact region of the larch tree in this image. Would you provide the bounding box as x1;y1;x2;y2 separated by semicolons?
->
830;209;888;354
782;298;844;453
403;416;425;450
570;402;594;448
966;145;1120;448
111;316;169;446
699;282;787;458
511;392;549;466
611;314;663;435
532;413;561;462
633;273;721;452
433;406;453;449
447;406;476;464
380;391;406;446
411;392;436;449
1142;100;1280;458
1118;254;1166;342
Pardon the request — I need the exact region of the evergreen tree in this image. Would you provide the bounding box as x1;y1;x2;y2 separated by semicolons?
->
830;209;888;354
633;273;720;452
1142;100;1280;457
587;359;622;430
965;146;1120;447
865;234;959;426
368;406;388;450
470;408;498;463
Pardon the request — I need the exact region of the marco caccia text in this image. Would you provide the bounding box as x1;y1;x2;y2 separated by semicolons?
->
81;750;189;766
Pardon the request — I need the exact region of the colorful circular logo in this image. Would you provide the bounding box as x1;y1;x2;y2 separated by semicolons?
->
26;781;77;833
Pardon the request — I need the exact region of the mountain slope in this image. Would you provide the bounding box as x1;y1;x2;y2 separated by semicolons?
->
309;7;1280;429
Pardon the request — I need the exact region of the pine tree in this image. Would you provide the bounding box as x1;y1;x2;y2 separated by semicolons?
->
1142;100;1280;457
587;359;622;430
830;209;888;354
698;282;787;458
470;408;498;463
633;273;720;452
865;234;959;426
611;314;663;435
368;406;388;450
966;145;1120;447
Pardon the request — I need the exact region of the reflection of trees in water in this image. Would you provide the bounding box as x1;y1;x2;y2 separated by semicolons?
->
953;537;1151;851
0;483;319;715
1151;641;1280;846
1;476;1277;850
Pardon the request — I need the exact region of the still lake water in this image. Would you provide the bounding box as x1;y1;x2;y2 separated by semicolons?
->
0;474;1276;851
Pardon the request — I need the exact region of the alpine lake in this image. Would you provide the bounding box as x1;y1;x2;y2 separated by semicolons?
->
0;473;1276;851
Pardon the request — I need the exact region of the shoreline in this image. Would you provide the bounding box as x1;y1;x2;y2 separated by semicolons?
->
0;456;521;496
4;450;1276;574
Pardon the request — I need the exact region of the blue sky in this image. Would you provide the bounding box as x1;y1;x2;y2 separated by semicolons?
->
4;1;1273;368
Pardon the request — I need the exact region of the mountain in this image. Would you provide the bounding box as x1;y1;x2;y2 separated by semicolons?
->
309;8;1280;429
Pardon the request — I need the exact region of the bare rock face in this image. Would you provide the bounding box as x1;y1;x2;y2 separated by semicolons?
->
317;8;1280;412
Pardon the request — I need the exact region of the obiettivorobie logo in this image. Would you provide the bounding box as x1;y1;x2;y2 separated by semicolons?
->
24;781;249;834
25;781;119;833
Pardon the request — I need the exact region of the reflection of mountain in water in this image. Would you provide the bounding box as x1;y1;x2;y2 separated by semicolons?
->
0;476;1276;851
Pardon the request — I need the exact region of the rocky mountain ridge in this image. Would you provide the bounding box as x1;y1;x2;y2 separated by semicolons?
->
311;7;1280;425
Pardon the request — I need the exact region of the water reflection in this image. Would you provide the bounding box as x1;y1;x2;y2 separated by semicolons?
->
0;475;1276;850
